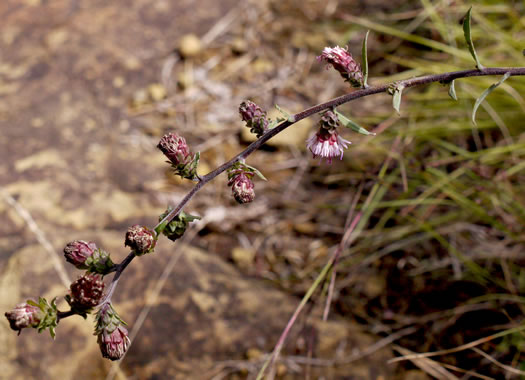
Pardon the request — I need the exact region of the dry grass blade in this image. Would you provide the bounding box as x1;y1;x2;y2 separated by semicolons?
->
471;347;525;376
433;361;495;380
0;188;71;288
388;325;525;364
392;345;460;380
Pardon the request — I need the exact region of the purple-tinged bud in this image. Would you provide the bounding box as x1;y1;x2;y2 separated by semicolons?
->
239;101;269;138
95;303;130;361
64;240;97;269
5;302;43;332
5;297;58;338
318;46;363;88
98;325;130;361
229;172;255;204
157;132;192;166
125;225;156;255
306;127;351;164
67;274;105;311
157;132;200;180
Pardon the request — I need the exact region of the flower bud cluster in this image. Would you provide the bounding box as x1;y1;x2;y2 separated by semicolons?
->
318;46;363;88
157;132;200;180
239;100;269;137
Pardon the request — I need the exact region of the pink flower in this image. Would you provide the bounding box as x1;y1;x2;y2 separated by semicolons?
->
97;325;130;361
318;46;363;88
306;129;351;164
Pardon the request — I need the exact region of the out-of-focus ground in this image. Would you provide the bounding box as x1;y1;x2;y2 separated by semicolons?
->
2;0;525;379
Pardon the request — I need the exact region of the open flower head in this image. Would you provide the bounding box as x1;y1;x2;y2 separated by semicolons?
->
306;128;351;164
318;46;363;88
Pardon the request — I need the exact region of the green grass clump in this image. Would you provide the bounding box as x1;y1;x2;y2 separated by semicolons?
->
308;1;525;378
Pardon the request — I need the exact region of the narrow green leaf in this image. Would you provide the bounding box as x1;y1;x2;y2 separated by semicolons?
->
154;219;169;236
463;7;484;70
335;109;375;135
267;120;278;129
448;80;458;101
275;104;295;122
361;30;370;88
244;163;267;181
471;72;511;125
392;87;403;115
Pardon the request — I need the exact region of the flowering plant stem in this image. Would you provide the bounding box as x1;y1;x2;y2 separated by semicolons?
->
57;66;525;314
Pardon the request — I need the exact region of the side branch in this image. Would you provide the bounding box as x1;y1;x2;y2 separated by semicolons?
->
54;66;525;322
154;67;525;230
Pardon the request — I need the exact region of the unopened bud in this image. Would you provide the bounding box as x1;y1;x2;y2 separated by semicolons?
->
158;208;200;241
5;297;58;338
157;132;191;165
95;303;130;361
229;172;255;204
64;240;97;269
5;302;43;332
318;46;363;88
125;225;156;255
239;101;269;137
157;132;200;180
84;248;114;275
67;274;105;311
